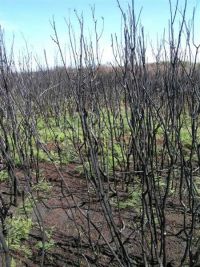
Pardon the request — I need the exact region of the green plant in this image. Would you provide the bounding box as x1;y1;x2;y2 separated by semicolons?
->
154;176;166;190
180;127;192;147
11;258;17;267
103;142;125;172
118;186;142;214
0;170;8;182
35;239;55;252
6;216;32;256
18;196;36;216
33;149;50;162
35;227;55;252
5;194;35;257
75;161;90;175
32;179;52;194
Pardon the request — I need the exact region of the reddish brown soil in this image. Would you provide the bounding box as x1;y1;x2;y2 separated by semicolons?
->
0;162;199;267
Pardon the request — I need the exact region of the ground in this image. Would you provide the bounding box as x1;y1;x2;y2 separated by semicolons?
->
1;159;198;267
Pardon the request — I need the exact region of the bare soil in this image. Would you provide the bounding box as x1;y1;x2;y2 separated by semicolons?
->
1;161;199;267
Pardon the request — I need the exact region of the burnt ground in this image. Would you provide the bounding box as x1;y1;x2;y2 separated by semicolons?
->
1;160;200;267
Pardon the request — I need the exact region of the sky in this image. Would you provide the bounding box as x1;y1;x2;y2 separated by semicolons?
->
0;0;200;68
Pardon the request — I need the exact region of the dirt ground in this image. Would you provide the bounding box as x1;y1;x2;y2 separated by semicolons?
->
1;161;199;267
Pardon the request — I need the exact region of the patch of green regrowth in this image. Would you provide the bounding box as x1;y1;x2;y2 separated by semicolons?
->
35;238;55;252
0;170;9;182
6;176;53;259
34;149;51;162
154;176;166;191
119;191;141;211
6;193;35;256
6;216;33;256
34;225;56;253
74;161;90;175
57;145;79;164
38;127;55;143
36;117;51;131
32;179;52;195
180;127;192;148
102;142;125;172
154;175;176;196
118;185;142;214
11;258;17;267
14;154;23;167
18;195;36;216
36;113;83;143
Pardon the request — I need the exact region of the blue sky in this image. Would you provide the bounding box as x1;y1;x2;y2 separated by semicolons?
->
0;0;200;68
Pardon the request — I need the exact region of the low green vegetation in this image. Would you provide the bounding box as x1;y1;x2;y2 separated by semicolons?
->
6;196;34;257
6;216;33;256
32;179;52;196
35;227;55;253
5;177;53;261
118;184;142;214
0;170;9;182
